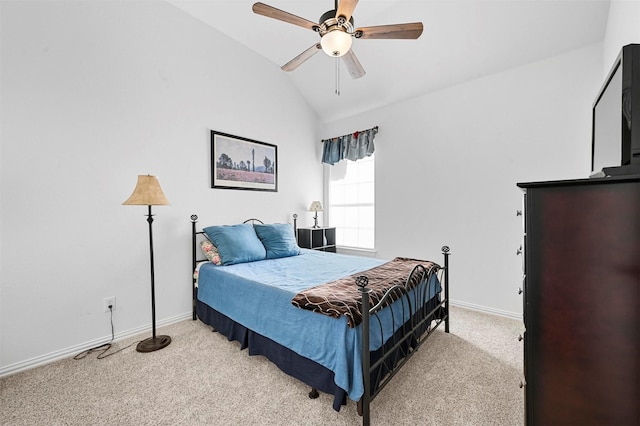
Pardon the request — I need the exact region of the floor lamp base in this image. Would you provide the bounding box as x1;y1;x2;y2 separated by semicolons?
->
136;335;172;353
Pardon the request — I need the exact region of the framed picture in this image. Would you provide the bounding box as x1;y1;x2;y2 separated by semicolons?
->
211;130;278;192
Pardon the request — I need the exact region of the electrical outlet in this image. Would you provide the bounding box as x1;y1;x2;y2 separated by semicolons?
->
104;296;116;313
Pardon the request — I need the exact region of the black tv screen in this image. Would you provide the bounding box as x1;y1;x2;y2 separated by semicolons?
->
591;44;640;176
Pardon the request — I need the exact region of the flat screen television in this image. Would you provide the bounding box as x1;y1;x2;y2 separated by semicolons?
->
591;43;640;176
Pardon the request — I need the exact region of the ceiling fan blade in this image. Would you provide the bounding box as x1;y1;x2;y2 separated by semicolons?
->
252;2;318;31
342;49;366;79
281;43;322;72
336;0;359;23
355;22;423;40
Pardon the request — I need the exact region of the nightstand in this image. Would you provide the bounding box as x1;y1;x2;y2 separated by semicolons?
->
297;227;336;252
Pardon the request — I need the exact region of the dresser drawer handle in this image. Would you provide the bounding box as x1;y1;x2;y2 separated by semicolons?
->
519;380;526;389
516;246;523;255
518;287;523;295
516;210;522;216
518;334;523;342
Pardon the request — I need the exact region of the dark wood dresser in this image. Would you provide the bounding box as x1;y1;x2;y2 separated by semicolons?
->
517;175;640;426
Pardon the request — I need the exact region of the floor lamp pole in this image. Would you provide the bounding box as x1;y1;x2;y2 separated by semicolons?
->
136;204;171;352
147;205;157;339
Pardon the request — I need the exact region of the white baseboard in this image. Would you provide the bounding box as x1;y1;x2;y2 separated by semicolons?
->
450;299;523;320
0;311;192;378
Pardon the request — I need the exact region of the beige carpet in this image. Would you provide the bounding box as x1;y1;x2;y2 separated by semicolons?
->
1;306;524;425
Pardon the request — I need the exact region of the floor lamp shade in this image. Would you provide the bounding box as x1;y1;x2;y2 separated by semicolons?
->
122;175;170;206
123;174;171;353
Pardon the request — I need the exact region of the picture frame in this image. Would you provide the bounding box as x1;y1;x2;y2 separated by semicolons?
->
211;130;278;192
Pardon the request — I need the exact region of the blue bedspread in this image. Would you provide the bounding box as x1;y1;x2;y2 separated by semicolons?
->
196;249;440;401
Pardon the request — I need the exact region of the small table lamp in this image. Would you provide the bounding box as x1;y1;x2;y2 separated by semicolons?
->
123;175;172;353
308;201;323;228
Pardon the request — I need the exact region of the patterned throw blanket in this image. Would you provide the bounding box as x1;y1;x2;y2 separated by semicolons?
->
291;257;440;328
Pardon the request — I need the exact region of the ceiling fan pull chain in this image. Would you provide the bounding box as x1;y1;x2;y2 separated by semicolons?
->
335;57;341;96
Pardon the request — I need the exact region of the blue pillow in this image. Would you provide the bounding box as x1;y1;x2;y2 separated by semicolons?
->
254;223;301;259
202;224;266;265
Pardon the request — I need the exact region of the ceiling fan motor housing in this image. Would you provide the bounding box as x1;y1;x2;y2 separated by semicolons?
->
318;9;354;35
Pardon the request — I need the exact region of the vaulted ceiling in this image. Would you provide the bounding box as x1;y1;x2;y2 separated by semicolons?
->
168;0;610;122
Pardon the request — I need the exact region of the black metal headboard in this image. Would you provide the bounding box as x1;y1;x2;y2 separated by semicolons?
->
190;215;205;320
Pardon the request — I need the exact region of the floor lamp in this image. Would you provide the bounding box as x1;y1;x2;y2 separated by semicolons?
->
123;174;172;352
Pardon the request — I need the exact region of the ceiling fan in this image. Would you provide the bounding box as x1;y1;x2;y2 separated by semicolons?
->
252;0;423;79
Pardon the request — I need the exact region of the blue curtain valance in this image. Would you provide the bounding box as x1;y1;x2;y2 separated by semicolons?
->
321;126;378;165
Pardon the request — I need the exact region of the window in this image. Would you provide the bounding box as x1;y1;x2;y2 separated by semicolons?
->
326;154;375;250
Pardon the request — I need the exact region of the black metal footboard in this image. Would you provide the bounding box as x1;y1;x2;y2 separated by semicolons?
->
358;246;450;426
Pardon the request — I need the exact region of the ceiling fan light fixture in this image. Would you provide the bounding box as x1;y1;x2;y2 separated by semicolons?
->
320;29;352;57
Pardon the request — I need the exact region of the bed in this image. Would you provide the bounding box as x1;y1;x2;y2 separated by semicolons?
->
190;214;450;425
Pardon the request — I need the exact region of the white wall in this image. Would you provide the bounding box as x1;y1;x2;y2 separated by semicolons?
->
323;45;603;317
0;0;321;374
602;0;640;74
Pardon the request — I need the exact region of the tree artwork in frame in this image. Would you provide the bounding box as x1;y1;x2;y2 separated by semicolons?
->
211;131;278;192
